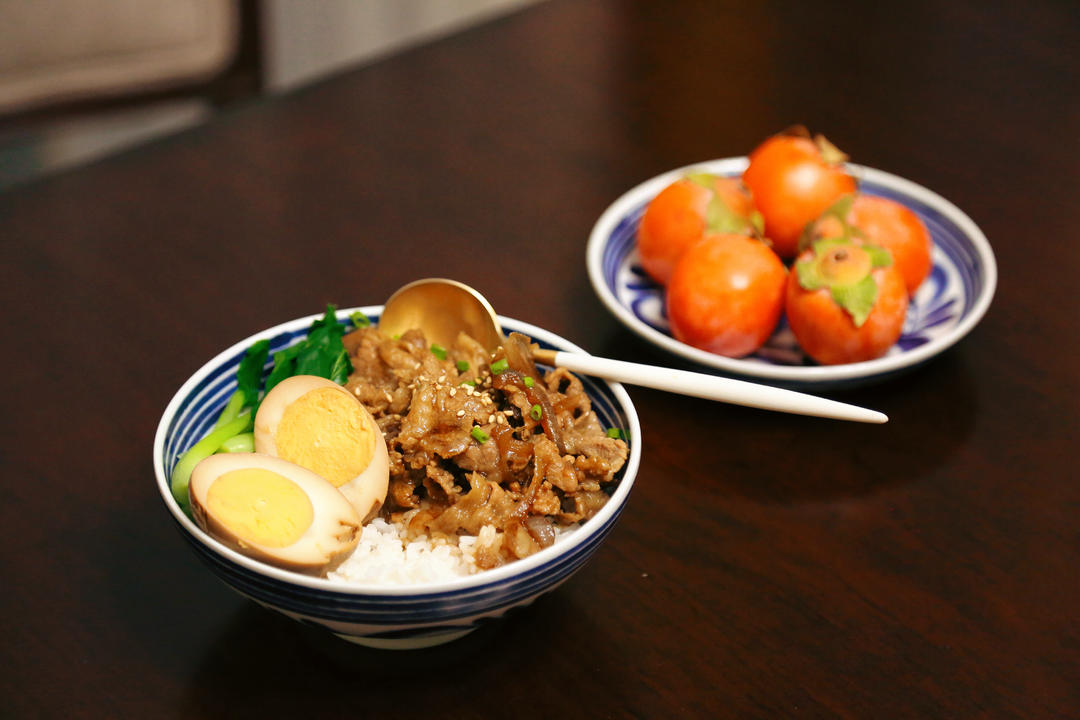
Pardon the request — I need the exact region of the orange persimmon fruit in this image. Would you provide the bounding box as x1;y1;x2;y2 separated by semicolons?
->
785;238;908;365
804;194;932;296
666;233;787;358
637;173;761;285
742;128;857;259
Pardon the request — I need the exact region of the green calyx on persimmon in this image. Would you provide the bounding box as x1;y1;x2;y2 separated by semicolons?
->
795;238;892;327
686;172;764;237
799;194;864;251
777;124;850;165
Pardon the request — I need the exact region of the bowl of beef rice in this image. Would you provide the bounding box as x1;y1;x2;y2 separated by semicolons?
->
155;306;642;649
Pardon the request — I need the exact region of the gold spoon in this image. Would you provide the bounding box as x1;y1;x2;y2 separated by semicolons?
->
379;278;887;424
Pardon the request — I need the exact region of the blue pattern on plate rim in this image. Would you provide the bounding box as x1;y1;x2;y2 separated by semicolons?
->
592;160;995;387
155;309;639;647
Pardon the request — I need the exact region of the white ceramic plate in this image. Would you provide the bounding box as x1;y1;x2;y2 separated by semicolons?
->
587;157;997;388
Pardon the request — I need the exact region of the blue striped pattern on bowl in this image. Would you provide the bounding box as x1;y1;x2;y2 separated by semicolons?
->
154;309;641;648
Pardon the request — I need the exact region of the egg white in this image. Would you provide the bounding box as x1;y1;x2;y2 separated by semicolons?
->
253;375;390;521
188;453;362;575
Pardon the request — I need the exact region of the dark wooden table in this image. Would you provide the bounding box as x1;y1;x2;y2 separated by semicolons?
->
3;1;1077;717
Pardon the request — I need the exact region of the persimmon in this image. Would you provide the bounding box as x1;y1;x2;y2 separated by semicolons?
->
785;238;908;365
637;173;760;285
804;194;931;296
666;233;787;358
742;128;856;259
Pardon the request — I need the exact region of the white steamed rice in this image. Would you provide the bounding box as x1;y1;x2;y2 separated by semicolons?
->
328;517;481;585
327;516;572;586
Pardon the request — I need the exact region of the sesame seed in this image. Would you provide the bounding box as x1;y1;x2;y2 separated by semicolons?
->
457;409;466;417
488;414;495;423
449;388;457;397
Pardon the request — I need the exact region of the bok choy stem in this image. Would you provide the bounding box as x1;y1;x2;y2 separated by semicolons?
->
170;413;251;511
213;391;245;428
220;432;255;454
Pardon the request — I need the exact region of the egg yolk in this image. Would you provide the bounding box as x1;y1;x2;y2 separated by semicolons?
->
274;387;375;488
205;468;314;548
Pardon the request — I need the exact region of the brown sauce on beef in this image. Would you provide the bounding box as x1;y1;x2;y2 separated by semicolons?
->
342;327;628;568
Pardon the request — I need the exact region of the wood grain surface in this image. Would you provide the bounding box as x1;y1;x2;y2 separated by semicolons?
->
2;1;1077;717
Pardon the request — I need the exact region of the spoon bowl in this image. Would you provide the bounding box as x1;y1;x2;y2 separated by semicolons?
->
380;278;888;424
380;278;504;351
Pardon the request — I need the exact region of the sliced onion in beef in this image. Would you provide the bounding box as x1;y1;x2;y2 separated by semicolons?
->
491;422;533;475
491;367;566;455
524;515;557;548
504;332;541;377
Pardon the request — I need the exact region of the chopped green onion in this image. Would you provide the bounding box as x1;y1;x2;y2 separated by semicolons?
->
431;343;448;360
530;404;543;421
456;360;470;372
606;427;624;440
350;310;371;328
523;376;534;388
471;427;490;443
490;358;508;375
461;380;476;387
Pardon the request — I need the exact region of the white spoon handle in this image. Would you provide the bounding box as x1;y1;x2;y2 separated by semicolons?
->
547;351;887;424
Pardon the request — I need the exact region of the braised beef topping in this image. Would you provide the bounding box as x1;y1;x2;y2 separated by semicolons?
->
343;325;628;568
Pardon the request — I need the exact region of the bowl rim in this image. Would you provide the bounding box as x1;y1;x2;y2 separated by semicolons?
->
154;306;642;597
586;156;998;384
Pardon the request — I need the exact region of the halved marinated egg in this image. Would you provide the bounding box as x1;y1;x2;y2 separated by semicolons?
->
253;375;389;521
188;453;361;575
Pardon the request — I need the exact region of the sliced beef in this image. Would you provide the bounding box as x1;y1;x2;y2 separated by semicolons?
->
342;324;629;564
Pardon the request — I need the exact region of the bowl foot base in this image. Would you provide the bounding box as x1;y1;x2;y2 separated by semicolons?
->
336;627;474;650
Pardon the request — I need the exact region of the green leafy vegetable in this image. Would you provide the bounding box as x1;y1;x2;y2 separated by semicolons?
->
262;305;352;400
329;350;351;386
236;339;270;407
296;305;352;380
170;305;353;516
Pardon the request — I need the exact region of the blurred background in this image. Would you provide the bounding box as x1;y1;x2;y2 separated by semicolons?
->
0;0;538;189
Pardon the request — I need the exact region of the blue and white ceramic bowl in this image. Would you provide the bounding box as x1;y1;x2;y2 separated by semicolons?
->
587;157;997;388
154;308;641;649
